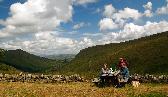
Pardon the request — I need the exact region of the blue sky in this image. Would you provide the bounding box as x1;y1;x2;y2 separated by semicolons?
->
0;0;168;55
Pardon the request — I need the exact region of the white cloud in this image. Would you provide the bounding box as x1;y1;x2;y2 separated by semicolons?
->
0;0;100;55
73;0;98;5
100;4;142;31
83;32;103;37
78;37;94;48
156;0;168;14
99;21;168;43
144;21;168;34
0;0;168;55
95;8;101;13
73;22;87;30
0;31;76;54
0;0;73;37
143;2;153;17
103;4;116;18
144;10;153;17
0;20;5;25
0;30;95;55
73;22;90;30
103;4;142;22
99;18;119;31
143;2;152;10
1;21;168;55
35;31;56;40
113;8;142;21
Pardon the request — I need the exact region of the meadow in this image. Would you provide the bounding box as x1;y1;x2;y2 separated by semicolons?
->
0;82;167;97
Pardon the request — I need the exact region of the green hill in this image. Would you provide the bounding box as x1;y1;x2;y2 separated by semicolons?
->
62;31;168;76
0;49;20;73
0;49;64;73
0;63;20;74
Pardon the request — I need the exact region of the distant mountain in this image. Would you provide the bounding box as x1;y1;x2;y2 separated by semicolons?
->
62;31;168;76
0;49;63;73
45;54;76;60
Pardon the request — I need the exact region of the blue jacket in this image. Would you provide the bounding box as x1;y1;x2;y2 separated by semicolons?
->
120;67;129;78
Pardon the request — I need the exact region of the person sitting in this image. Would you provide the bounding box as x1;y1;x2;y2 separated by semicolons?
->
117;62;129;87
108;68;113;75
100;63;109;85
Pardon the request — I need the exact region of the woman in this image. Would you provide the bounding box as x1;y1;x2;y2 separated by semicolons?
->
100;63;109;85
117;58;129;69
101;63;109;75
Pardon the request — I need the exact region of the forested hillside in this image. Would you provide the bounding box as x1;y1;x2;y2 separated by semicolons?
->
63;31;168;76
0;49;65;73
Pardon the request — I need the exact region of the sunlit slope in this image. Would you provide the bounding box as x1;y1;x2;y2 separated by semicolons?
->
65;31;168;75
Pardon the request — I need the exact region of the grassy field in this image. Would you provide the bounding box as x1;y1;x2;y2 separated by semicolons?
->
0;82;167;97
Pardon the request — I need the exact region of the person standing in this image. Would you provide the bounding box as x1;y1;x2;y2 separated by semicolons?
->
117;58;129;69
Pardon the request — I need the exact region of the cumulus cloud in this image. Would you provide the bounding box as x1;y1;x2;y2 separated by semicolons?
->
0;0;168;55
156;0;168;14
1;20;168;55
113;8;142;21
143;2;152;10
73;22;90;30
0;31;71;54
0;31;95;55
0;0;73;37
0;0;99;55
99;18;118;31
0;20;5;25
143;2;153;17
99;4;142;31
99;21;168;43
103;4;116;18
103;4;142;21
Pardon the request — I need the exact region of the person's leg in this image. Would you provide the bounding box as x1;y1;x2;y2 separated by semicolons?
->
115;75;121;88
119;77;128;87
117;75;126;88
106;76;111;86
100;76;105;85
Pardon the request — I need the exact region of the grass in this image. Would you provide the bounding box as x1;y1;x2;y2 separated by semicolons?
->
0;82;167;97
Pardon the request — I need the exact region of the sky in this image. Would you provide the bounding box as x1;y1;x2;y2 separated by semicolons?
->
0;0;168;55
